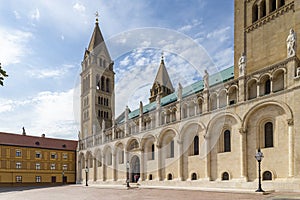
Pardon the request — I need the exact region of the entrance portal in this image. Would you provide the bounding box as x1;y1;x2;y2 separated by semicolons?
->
130;155;140;183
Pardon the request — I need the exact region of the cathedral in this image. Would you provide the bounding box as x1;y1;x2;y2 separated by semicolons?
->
77;0;300;191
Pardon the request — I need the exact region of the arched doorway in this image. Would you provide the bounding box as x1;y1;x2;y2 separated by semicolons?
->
130;155;140;183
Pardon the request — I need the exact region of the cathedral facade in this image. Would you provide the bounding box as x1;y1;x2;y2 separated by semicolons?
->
77;0;300;191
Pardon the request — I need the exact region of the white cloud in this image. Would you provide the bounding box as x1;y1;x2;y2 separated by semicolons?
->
178;19;202;33
30;8;40;21
13;10;21;19
73;3;86;13
0;28;33;65
27;64;75;79
0;89;78;139
207;26;231;42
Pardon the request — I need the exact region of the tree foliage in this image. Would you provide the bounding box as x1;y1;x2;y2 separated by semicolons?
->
0;63;8;86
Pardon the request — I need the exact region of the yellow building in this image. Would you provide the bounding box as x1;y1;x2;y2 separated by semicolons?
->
0;131;77;186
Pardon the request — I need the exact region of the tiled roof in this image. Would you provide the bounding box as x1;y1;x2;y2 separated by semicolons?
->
0;132;77;151
121;66;234;122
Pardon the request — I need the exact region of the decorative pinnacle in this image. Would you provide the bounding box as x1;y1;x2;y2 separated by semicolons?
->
161;51;164;61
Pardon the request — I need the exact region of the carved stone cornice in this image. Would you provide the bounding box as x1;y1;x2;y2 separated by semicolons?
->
245;2;294;33
245;57;300;82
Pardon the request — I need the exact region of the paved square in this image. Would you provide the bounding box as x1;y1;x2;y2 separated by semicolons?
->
0;185;300;200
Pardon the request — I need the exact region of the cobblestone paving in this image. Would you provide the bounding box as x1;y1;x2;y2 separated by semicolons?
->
0;185;300;200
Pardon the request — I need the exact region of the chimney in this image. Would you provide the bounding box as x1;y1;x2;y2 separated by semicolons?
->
22;127;26;135
41;134;45;138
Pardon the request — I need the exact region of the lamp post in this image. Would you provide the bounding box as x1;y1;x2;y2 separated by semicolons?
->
85;166;89;186
126;161;130;188
255;148;264;192
62;171;64;185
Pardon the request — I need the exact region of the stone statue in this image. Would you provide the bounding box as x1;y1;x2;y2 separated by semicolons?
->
287;29;296;58
238;52;246;77
203;70;209;89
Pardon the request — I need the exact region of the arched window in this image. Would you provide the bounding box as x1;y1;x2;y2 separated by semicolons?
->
167;173;173;180
222;172;229;181
151;144;155;160
107;151;112;166
210;94;217;111
106;78;110;93
270;0;276;12
263;171;272;180
149;174;153;180
197;99;203;114
98;96;101;104
265;79;271;95
265;122;273;148
253;4;259;22
191;173;197;180
248;80;257;100
118;150;124;164
272;70;284;92
193;136;199;155
260;0;266;18
224;130;231;152
182;105;187;118
279;0;285;8
101;76;105;91
170;140;174;158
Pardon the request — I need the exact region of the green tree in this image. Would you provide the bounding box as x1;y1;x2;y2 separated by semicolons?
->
0;63;8;86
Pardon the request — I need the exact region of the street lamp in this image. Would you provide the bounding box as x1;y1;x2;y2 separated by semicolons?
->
85;166;89;186
126;161;130;188
62;171;64;185
255;148;264;192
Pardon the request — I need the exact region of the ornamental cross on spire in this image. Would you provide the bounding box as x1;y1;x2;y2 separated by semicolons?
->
161;51;164;60
95;11;99;23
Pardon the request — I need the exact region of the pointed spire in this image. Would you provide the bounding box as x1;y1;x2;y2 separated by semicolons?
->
153;52;174;92
87;11;105;52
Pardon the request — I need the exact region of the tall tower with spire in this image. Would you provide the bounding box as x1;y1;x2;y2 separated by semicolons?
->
149;54;174;103
80;14;115;139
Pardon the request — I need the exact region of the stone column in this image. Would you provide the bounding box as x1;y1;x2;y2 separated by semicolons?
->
288;119;294;177
177;140;183;181
102;155;106;181
112;151;117;181
125;106;129;136
238;78;246;102
239;128;248;181
140;149;145;181
257;83;260;97
93;158;97;181
204;136;210;180
203;90;209;113
270;77;273;93
156;144;162;181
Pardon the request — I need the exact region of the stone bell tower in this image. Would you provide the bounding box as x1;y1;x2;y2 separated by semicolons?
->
80;15;115;139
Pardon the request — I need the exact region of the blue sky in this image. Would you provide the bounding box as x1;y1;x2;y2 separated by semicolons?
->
0;0;234;140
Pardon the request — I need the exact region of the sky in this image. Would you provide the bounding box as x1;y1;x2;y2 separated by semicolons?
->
0;0;234;140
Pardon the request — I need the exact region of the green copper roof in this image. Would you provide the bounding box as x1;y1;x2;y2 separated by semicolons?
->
121;66;234;122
